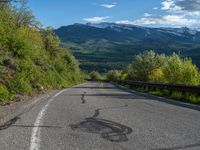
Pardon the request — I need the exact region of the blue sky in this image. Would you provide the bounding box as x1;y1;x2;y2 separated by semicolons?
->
28;0;200;28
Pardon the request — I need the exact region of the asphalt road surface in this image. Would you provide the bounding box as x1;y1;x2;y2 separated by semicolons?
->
0;82;200;150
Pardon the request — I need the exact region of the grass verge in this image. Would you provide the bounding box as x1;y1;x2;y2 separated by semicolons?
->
124;84;200;104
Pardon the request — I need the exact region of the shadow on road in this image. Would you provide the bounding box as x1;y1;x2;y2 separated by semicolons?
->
112;84;200;112
151;142;200;150
73;86;116;89
0;116;62;130
67;93;144;100
0;116;20;130
70;105;133;142
11;125;62;128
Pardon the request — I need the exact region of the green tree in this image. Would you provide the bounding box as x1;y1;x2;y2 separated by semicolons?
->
164;54;200;85
42;27;60;55
89;71;101;81
124;51;200;86
106;70;122;82
127;51;166;81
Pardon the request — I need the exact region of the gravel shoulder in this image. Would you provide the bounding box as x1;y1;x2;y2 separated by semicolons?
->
0;90;59;126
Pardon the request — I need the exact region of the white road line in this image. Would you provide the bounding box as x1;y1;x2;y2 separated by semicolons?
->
30;89;67;150
30;83;86;150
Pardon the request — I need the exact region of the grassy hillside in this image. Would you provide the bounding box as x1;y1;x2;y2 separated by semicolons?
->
0;2;83;103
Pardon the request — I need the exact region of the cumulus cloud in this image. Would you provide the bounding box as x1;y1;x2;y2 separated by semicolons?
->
161;0;182;12
83;16;110;23
161;0;174;10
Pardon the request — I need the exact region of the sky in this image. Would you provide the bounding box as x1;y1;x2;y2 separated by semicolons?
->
28;0;200;29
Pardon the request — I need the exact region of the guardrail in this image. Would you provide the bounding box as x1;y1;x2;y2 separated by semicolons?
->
120;80;200;95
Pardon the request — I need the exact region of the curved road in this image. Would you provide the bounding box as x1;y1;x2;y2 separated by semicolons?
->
0;82;200;150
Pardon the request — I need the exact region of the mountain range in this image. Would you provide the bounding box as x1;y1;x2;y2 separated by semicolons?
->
55;22;200;72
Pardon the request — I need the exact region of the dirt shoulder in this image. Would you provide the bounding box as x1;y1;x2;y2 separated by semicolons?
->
0;90;59;126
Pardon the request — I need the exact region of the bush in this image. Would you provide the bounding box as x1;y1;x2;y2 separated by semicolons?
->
106;70;122;82
9;74;32;95
126;51;200;86
149;68;166;83
89;71;102;81
127;51;166;81
8;30;31;58
0;85;12;102
39;71;66;89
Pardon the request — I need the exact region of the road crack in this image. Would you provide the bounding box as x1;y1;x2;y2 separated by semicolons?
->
81;92;86;104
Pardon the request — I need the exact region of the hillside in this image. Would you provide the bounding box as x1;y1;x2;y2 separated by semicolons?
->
55;23;200;72
0;3;83;103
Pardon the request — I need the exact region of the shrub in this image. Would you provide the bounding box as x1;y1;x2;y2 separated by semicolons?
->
106;70;122;82
9;74;32;95
39;71;66;89
0;85;12;102
89;71;102;81
127;51;166;81
8;30;31;58
149;68;166;83
125;51;200;86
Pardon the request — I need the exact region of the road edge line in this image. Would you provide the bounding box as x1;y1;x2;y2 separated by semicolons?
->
29;83;86;150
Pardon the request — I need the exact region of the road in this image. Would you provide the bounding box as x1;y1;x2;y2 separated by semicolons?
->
0;82;200;150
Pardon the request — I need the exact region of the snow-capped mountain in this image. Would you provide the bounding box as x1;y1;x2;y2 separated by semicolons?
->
54;22;200;71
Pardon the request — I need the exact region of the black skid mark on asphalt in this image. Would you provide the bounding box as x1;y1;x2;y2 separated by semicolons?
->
0;116;20;130
81;92;86;104
70;104;133;142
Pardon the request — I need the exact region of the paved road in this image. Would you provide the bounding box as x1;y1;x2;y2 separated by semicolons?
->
0;82;200;150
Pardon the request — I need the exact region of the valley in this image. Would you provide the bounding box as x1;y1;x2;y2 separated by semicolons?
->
55;23;200;72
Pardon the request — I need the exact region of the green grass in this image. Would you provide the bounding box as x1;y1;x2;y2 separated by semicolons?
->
0;85;13;103
129;85;200;104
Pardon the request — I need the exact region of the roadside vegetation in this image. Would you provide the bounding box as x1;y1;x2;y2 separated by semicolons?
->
106;51;200;103
0;1;83;103
88;71;102;81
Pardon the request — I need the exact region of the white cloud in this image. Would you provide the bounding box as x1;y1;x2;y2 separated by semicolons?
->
83;16;110;23
101;3;116;8
161;0;174;10
116;15;199;28
116;0;200;28
144;13;152;17
116;20;134;24
161;0;182;12
107;0;200;29
161;0;200;16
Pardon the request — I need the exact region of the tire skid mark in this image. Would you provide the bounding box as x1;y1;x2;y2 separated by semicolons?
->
70;104;132;142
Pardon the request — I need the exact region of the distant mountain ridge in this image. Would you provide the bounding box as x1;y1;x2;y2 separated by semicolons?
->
55;23;200;72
